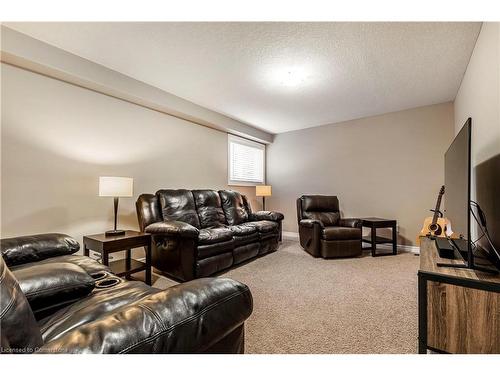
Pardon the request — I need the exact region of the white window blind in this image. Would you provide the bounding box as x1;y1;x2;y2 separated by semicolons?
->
228;135;265;185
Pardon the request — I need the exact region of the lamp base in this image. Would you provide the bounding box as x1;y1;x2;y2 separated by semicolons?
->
105;229;126;237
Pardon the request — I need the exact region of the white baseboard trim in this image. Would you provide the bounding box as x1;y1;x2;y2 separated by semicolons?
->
370;243;420;254
282;231;419;254
282;231;300;241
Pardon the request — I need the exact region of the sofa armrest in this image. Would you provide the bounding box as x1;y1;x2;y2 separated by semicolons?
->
339;218;362;229
299;219;324;228
250;211;284;222
0;233;80;267
39;277;253;354
145;221;199;239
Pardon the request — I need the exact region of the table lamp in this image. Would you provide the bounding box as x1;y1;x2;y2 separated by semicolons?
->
256;185;272;211
99;176;133;236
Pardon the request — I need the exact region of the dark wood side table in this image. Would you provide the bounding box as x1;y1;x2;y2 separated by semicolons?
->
83;230;152;285
361;217;397;257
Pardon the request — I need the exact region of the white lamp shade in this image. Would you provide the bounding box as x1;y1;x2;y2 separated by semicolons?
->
99;177;133;197
256;185;272;197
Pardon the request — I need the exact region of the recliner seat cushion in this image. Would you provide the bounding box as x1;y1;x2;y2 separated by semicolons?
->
157;189;200;228
193;190;227;228
198;227;234;245
219;190;249;226
322;226;361;241
39;280;156;342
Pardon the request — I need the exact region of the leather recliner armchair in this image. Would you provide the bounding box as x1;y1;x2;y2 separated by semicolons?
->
297;195;362;258
0;234;253;354
136;189;284;282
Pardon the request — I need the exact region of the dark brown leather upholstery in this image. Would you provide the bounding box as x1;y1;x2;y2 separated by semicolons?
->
322;227;360;240
157;189;201;228
1;233;79;267
0;256;43;353
297;195;362;258
198;227;234;244
14;262;95;318
0;235;253;354
137;189;284;281
193;190;226;228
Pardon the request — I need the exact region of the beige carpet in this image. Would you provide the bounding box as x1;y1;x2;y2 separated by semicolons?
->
153;240;419;354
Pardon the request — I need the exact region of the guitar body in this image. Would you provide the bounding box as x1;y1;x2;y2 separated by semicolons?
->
417;217;453;244
416;185;454;245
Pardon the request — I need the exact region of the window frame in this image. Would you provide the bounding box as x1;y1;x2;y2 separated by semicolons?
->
227;134;266;186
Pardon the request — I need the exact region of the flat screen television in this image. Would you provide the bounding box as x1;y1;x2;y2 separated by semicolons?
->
443;117;499;272
444;117;471;246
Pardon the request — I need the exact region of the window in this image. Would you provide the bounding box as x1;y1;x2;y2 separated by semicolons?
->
228;134;265;185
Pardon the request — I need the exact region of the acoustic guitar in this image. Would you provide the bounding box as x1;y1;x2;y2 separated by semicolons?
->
417;185;453;244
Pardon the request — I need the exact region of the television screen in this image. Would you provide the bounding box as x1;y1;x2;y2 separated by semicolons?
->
444;118;471;243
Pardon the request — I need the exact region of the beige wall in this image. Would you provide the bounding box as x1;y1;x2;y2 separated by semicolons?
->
453;22;500;246
0;63;257;252
454;22;499;167
267;103;455;245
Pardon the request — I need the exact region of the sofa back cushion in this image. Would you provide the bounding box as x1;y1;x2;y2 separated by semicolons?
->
193;190;227;228
156;189;201;228
136;194;162;232
219;190;249;226
0;256;44;353
299;195;340;226
1;233;79;267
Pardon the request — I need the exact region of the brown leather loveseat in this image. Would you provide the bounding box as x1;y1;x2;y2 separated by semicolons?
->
297;195;362;258
137;189;284;281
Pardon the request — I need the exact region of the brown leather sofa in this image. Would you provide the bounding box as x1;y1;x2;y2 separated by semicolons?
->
1;233;252;354
297;195;362;258
136;189;284;281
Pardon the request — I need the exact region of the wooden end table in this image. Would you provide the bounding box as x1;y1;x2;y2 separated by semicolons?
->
83;230;152;285
361;217;397;257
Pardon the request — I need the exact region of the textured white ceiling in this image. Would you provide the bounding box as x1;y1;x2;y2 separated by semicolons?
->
5;22;481;134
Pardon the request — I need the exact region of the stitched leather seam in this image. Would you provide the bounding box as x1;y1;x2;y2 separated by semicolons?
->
0;265;16;319
0;293;16;319
138;303;168;332
0;264;6;283
118;287;249;353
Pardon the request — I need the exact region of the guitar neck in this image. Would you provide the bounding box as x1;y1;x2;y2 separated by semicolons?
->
432;194;443;224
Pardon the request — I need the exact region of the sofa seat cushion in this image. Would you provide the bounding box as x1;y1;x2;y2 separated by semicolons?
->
322;226;361;241
197;240;234;259
228;223;258;237
39;280;156;342
198;227;234;245
249;220;279;234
